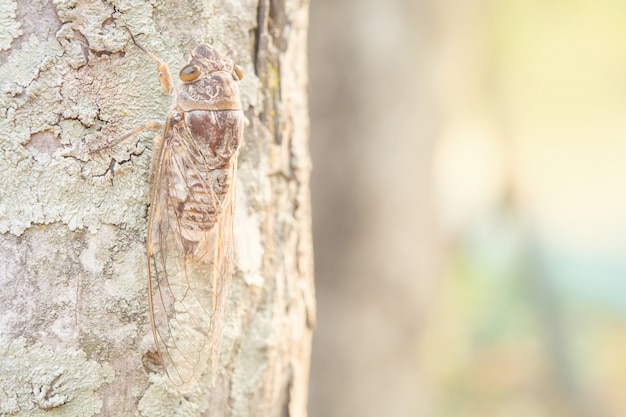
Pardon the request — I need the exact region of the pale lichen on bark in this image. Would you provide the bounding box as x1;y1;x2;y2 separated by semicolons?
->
0;0;313;415
0;338;114;415
0;0;22;51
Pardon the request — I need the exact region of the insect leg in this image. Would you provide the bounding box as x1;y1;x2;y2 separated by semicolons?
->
147;133;164;194
126;28;174;94
89;120;164;153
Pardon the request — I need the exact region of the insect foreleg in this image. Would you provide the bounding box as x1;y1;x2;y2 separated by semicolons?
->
126;28;174;94
89;120;165;153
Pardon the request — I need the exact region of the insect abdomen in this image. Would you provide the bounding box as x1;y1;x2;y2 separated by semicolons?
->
165;109;243;248
175;166;232;231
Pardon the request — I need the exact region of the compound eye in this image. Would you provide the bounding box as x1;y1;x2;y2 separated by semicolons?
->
234;64;244;80
179;65;201;81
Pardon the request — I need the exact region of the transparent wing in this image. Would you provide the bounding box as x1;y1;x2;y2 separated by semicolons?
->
146;112;239;392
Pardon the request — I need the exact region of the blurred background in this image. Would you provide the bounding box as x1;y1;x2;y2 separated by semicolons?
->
308;1;626;417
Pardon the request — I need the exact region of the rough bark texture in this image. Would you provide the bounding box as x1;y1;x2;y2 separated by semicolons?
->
0;1;313;416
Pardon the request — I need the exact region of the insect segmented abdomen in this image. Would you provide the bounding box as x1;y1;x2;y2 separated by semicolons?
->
164;110;242;248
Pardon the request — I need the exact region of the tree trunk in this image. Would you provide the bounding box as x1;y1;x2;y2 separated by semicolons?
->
0;1;314;416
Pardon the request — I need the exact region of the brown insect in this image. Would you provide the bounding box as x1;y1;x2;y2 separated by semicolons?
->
105;31;244;391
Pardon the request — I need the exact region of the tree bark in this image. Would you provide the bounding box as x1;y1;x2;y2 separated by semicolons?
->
0;1;313;416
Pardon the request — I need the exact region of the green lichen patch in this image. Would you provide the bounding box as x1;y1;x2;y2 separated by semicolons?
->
0;338;114;416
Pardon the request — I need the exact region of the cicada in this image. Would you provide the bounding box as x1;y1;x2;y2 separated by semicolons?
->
112;32;244;392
